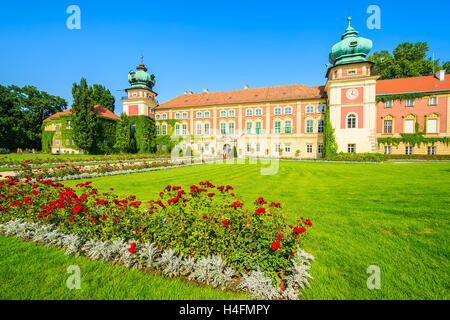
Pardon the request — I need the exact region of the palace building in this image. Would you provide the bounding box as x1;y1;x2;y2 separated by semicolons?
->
45;18;450;157
121;17;450;158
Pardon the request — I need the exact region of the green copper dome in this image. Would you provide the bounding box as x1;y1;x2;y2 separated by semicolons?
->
329;17;372;66
128;56;156;90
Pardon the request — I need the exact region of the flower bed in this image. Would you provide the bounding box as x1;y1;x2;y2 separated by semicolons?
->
15;160;187;179
0;176;314;299
0;154;170;168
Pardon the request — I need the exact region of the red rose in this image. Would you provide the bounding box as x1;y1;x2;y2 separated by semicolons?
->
68;216;75;222
222;220;229;226
271;241;281;250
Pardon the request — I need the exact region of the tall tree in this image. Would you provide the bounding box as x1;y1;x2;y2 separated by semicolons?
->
368;42;449;80
323;102;337;158
92;84;115;112
114;113;131;153
0;85;67;150
72;78;97;154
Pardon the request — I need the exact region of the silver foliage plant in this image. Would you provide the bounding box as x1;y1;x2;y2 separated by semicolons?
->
188;255;234;288
0;220;314;300
237;268;280;300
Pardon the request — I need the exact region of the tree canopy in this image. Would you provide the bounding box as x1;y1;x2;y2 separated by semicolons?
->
71;78;98;154
0;85;67;150
91;84;115;112
368;42;450;80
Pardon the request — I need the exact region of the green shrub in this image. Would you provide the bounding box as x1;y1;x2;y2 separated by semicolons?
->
327;153;384;162
384;154;450;160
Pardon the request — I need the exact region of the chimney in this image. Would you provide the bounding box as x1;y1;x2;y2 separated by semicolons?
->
435;70;445;81
184;90;188;95
244;84;249;89
203;88;209;93
189;91;194;95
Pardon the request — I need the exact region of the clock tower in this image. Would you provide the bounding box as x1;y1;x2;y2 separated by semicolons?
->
325;17;379;153
122;56;158;117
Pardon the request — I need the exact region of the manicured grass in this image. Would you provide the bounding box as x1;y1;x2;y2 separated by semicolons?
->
0;235;248;300
2;160;449;299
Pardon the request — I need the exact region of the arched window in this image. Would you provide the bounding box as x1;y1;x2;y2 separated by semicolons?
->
347;114;357;128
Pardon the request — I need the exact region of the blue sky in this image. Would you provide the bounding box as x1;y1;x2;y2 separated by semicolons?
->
1;0;449;115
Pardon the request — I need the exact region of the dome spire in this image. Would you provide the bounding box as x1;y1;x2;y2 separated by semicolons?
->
136;55;148;72
329;17;373;66
128;55;156;90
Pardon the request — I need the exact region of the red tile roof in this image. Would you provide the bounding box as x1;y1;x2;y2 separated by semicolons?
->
157;84;326;109
376;74;450;95
44;105;120;122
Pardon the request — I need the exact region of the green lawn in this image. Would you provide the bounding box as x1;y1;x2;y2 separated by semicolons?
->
1;160;449;299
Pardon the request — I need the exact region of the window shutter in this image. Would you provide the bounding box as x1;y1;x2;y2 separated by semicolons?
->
427;119;437;133
404;120;414;133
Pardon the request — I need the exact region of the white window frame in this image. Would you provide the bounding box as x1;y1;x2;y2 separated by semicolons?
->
404;119;414;134
346;113;357;129
274;107;282;115
318;120;324;133
275;144;281;153
182;112;188;119
255;108;262;116
284;107;292;114
348;144;356;153
175;113;180;119
228;110;235;117
306;106;314;113
406;99;414;107
427;119;437;133
274;121;281;134
204;123;210;135
246;109;253;116
156;125;160;135
317;105;326;113
385;100;392;108
220;110;226;117
318;144;323;154
405;146;413;155
384;146;392;154
228;122;235;134
427;146;436;155
284;144;291;153
429;97;437;105
204;111;210;118
162;114;167;120
306;144;313;153
196;112;202;118
306;120;314;133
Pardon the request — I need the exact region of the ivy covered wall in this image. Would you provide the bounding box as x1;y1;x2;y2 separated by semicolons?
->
41;114;119;154
155;119;183;154
128;115;156;153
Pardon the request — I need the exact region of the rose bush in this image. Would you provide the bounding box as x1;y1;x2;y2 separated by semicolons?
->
0;176;312;285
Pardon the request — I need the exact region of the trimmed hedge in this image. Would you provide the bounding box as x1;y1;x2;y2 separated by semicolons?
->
384;154;450;160
326;153;384;162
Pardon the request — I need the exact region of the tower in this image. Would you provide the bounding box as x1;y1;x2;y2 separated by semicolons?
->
325;17;379;153
122;56;158;117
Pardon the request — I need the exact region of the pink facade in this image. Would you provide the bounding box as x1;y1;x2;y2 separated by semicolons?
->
376;96;448;134
340;106;363;129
